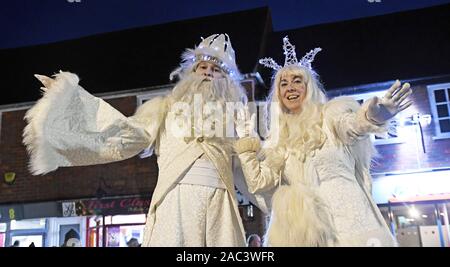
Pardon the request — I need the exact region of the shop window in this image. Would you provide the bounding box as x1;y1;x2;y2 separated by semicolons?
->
87;214;146;247
11;235;44;247
427;83;450;139
389;203;447;247
8;219;46;247
106;224;144;247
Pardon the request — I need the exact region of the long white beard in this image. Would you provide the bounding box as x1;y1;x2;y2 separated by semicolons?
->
166;73;246;142
169;73;243;104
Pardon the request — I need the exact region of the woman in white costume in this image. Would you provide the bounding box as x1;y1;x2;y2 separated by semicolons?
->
234;37;412;246
23;34;267;247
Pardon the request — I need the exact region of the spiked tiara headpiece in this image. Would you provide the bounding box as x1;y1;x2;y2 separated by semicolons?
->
259;36;321;71
170;33;242;81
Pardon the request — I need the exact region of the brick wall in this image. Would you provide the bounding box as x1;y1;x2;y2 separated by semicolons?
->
372;85;450;173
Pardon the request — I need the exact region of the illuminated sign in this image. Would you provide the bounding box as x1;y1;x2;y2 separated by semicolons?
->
372;170;450;204
73;196;152;216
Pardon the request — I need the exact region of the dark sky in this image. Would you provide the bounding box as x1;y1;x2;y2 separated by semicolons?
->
2;0;450;49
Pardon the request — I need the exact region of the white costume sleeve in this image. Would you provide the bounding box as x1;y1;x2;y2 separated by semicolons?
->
234;137;284;194
232;155;275;214
322;96;387;145
322;96;384;193
23;72;167;175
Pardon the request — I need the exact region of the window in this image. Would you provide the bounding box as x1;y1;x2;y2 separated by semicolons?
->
8;219;47;247
11;235;44;247
87;215;145;247
427;83;450;139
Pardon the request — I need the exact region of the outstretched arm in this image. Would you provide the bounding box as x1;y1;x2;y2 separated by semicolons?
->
323;80;412;144
23;71;167;175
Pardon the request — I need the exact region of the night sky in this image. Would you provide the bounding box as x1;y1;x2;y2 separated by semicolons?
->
2;0;450;49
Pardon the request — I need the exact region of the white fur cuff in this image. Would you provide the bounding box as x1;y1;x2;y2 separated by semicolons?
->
356;100;388;134
234;137;261;154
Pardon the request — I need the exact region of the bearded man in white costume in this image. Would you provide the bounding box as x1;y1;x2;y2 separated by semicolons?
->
234;37;413;246
23;34;267;247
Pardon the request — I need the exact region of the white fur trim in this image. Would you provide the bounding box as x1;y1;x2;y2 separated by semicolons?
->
234;137;261;154
356;98;389;134
323;97;387;144
266;184;338;246
133;96;169;158
23;72;80;175
323;97;379;195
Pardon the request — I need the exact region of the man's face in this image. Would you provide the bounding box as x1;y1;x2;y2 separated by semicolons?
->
195;61;224;80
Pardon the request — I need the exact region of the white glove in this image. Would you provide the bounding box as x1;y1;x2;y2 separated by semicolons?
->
235;107;257;138
366;80;413;124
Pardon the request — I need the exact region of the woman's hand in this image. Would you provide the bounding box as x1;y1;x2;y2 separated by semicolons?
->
366;80;413;124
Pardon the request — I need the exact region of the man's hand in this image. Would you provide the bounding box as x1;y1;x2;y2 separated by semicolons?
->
366;80;413;124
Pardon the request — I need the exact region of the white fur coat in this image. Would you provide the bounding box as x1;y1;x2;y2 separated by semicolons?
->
235;97;397;247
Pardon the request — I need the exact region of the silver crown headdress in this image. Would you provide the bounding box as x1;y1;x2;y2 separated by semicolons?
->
170;33;242;81
259;36;322;71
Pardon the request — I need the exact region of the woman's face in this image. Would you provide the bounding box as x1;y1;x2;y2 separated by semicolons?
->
195;61;224;80
279;72;307;114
